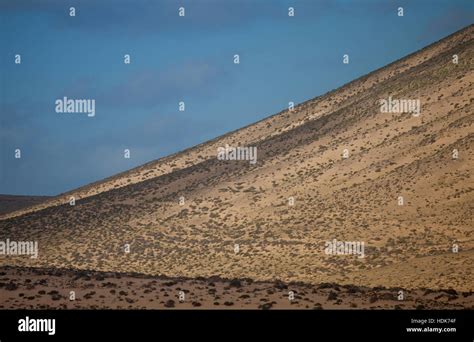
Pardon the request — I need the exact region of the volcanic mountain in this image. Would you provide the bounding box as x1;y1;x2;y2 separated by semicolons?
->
1;25;473;303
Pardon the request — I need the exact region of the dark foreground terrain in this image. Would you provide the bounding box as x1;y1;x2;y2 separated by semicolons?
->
0;267;472;310
0;195;51;216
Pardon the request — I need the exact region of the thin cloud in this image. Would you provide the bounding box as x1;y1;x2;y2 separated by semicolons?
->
96;61;228;108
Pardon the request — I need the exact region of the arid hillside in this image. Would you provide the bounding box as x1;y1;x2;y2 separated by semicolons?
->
0;25;473;294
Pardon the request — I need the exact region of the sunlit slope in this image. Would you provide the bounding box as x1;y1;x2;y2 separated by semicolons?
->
1;25;473;291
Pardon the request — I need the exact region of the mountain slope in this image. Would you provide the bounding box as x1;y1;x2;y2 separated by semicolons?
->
2;25;472;221
0;25;473;292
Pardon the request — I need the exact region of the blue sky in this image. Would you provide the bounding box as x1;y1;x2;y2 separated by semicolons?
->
1;0;473;196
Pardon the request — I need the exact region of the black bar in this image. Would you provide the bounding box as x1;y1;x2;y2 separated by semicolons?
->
0;310;472;341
